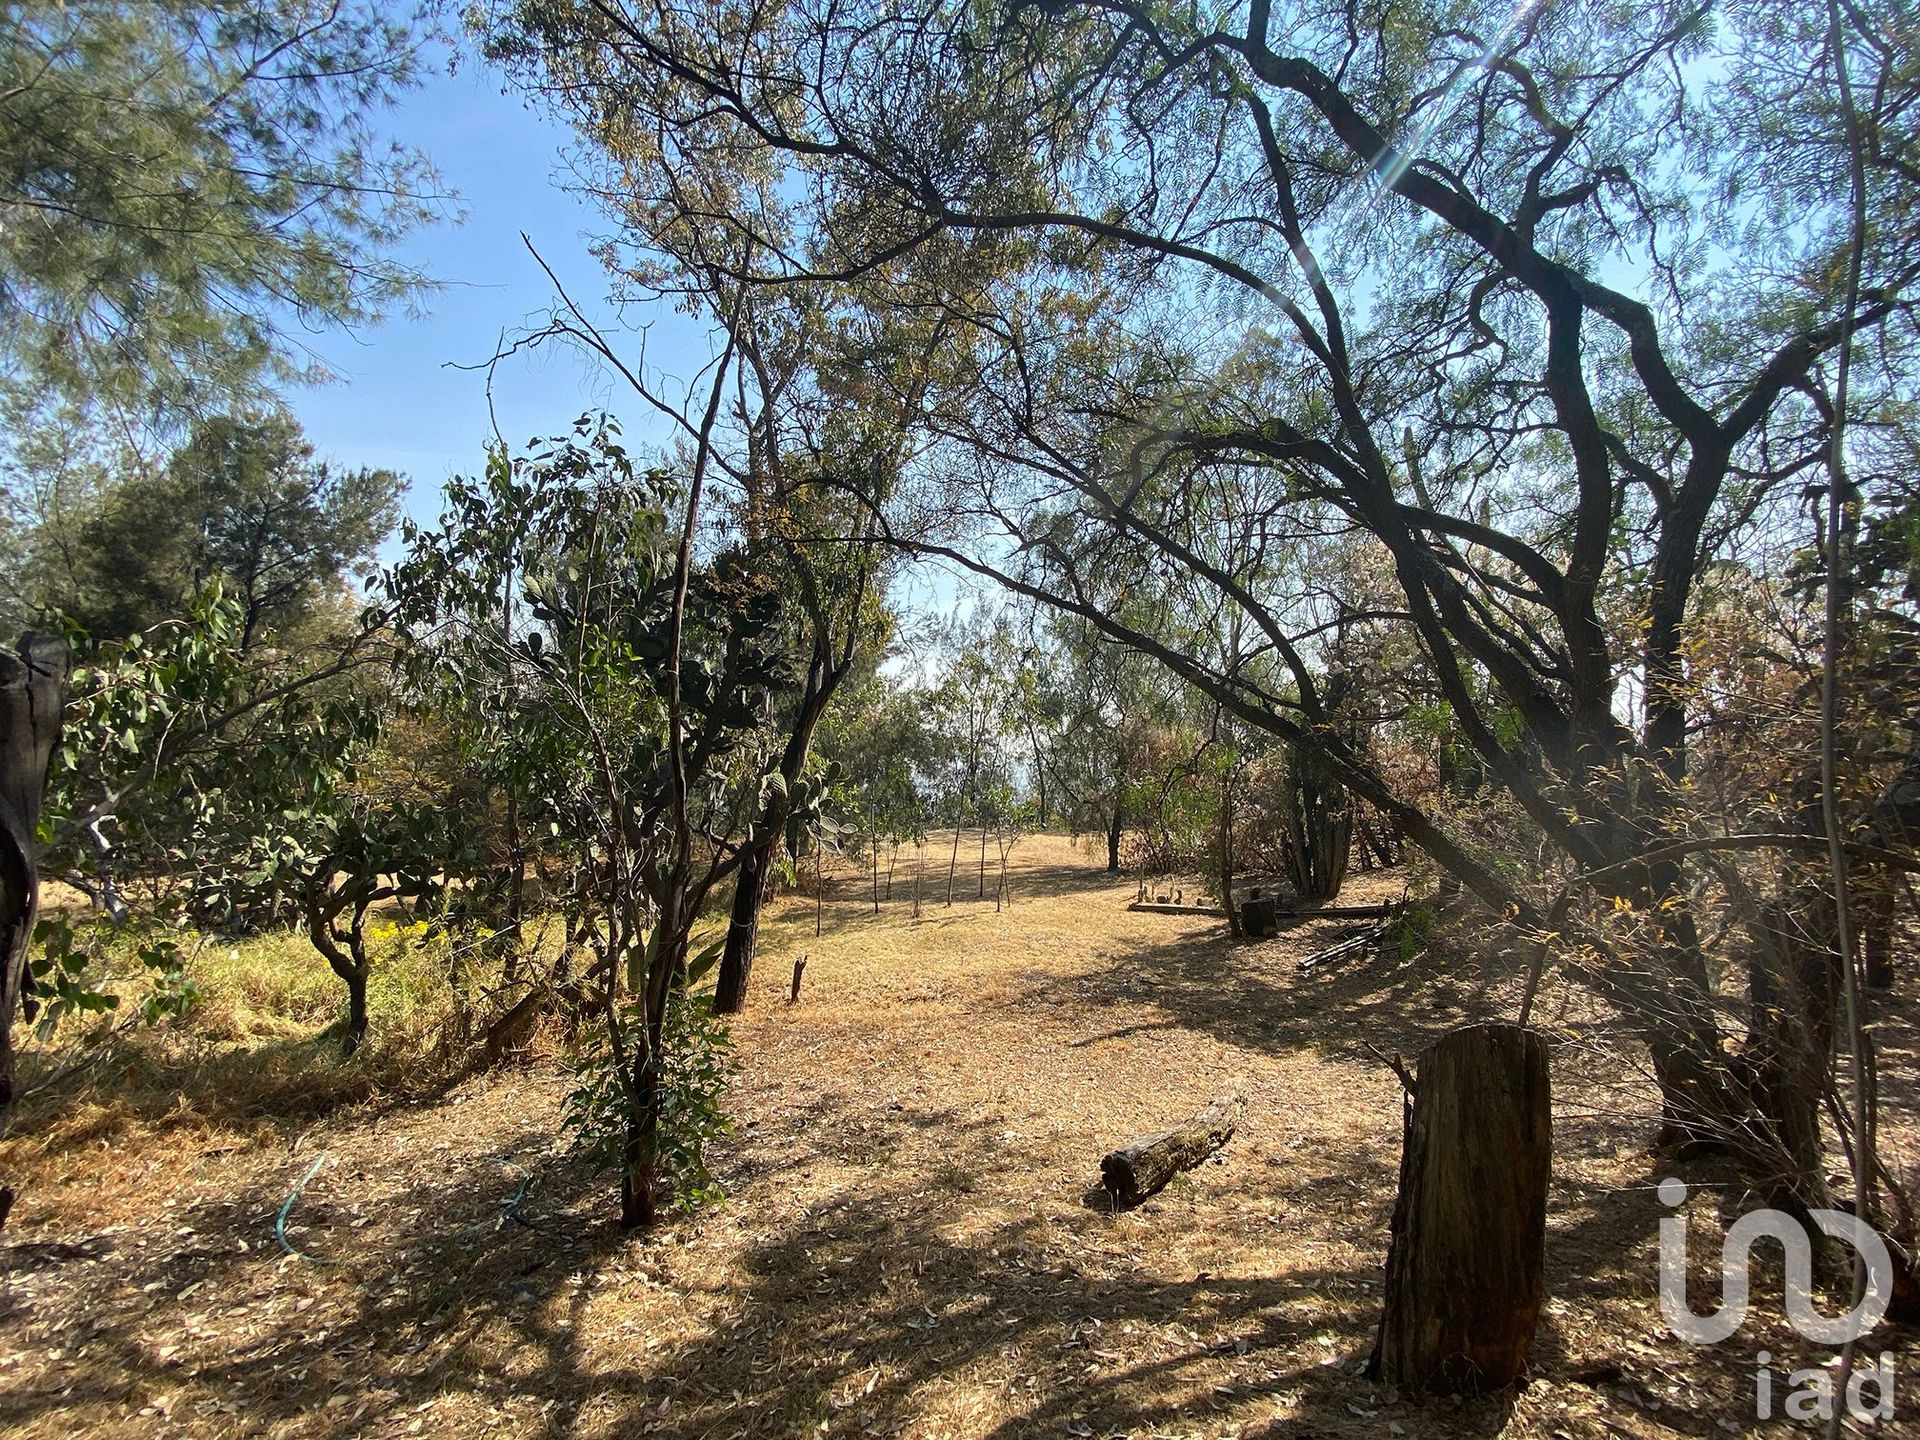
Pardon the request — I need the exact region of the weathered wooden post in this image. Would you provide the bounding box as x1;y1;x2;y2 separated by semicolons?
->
1;633;71;1127
1369;1022;1550;1394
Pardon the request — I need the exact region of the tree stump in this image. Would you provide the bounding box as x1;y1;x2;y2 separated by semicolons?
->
1240;896;1278;938
1099;1094;1243;1207
1370;1022;1550;1394
789;955;807;1003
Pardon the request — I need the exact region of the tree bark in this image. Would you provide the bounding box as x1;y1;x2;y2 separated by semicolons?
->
1370;1023;1550;1395
1106;803;1123;873
344;968;370;1056
1279;742;1351;902
1;634;71;1121
620;1064;659;1229
1734;889;1843;1214
1219;769;1241;938
1099;1094;1242;1208
715;837;774;1012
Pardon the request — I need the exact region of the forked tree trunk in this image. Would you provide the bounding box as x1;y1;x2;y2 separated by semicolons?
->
1279;742;1351;902
0;634;70;1125
1370;1023;1550;1395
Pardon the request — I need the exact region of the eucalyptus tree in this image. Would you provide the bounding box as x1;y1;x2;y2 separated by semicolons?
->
819;664;936;906
1034;619;1170;871
389;415;799;1226
476;0;1920;1209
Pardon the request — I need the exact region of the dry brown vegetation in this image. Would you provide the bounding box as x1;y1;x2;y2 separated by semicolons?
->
1;834;1914;1439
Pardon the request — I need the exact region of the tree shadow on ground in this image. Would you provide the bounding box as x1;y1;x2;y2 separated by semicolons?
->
1010;917;1508;1067
0;1077;1787;1440
6;1023;491;1159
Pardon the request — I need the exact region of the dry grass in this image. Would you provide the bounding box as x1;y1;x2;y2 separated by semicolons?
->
1;832;1915;1439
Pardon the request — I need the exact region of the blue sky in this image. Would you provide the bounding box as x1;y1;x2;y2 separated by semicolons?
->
284;44;708;532
276;43;1000;627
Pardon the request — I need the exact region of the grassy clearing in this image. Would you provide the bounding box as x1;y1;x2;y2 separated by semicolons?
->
0;833;1914;1440
8;910;468;1154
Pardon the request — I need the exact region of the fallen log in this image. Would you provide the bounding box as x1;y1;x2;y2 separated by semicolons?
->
1279;900;1404;920
1127;900;1228;916
1099;1094;1243;1208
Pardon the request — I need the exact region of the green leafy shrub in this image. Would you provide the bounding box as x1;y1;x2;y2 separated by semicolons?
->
563;989;736;1216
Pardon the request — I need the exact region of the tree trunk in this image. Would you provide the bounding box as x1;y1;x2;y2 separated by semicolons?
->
621;941;676;1229
1219;770;1241;938
620;1098;658;1229
946;826;959;905
1370;1022;1550;1395
1734;889;1844;1215
713;641;845;1014
0;634;70;1125
1099;1094;1242;1207
1107;804;1123;873
977;826;987;899
715;835;775;1013
1279;742;1352;902
343;967;370;1056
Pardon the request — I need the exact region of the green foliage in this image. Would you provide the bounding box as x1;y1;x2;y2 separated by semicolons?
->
1385;899;1439;966
562;990;736;1214
390;415;797;1222
28;412;402;646
25;912;200;1040
0;1;442;424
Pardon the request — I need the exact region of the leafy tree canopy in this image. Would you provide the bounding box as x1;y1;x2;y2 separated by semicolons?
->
9;411;401;647
0;0;445;427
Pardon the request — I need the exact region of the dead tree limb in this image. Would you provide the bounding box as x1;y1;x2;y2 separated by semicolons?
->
1099;1094;1243;1208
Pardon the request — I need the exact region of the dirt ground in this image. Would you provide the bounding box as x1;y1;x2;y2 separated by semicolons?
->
1;833;1914;1439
